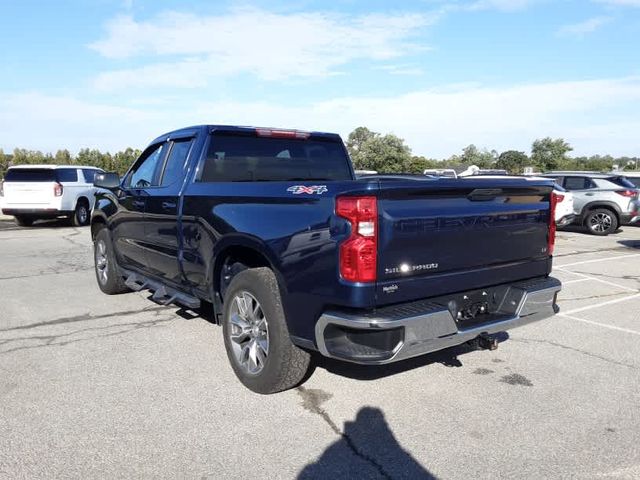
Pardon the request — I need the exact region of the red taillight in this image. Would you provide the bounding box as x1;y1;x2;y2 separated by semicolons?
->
548;192;558;256
615;189;638;198
54;183;63;197
255;128;310;139
554;193;565;203
336;196;377;283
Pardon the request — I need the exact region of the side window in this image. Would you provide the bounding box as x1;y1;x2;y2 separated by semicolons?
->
127;143;166;188
56;168;78;183
82;169;98;183
160;139;193;186
564;177;589;191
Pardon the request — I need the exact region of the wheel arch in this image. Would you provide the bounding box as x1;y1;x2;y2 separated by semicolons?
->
90;214;108;240
210;236;286;312
580;201;621;223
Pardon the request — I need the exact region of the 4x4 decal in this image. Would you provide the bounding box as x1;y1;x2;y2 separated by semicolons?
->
287;185;328;195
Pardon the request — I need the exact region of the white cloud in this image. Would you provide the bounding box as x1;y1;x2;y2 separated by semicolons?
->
89;8;433;89
467;0;538;11
594;0;640;6
2;77;639;157
557;16;612;36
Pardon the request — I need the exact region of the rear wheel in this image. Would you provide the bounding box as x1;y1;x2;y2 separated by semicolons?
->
585;209;618;236
14;215;34;227
94;228;129;294
72;200;90;227
222;267;311;394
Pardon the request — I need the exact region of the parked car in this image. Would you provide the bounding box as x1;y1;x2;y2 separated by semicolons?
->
541;172;639;235
91;125;561;393
553;184;575;227
0;165;104;227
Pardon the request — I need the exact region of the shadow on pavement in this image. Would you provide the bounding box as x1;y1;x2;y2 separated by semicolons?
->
0;218;76;230
312;331;509;382
618;239;640;249
298;406;436;479
558;224;626;236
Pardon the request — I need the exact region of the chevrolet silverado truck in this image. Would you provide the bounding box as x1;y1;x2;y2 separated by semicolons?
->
91;125;561;394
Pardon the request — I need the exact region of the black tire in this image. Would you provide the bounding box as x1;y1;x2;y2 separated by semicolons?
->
72;200;90;227
585;208;618;236
222;267;311;394
14;215;34;227
94;228;129;295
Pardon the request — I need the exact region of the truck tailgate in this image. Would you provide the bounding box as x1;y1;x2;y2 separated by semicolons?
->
3;182;56;205
375;177;553;305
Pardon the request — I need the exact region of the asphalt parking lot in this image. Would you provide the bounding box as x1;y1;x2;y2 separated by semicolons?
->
1;217;639;479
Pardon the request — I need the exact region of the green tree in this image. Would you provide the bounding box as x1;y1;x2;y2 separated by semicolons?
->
351;132;413;173
346;127;377;159
459;144;496;168
54;149;72;164
0;149;8;179
531;137;572;171
112;148;140;175
495;150;529;174
405;155;440;174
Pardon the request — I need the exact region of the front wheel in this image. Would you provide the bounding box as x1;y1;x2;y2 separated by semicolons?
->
94;228;129;294
222;267;311;394
585;209;618;236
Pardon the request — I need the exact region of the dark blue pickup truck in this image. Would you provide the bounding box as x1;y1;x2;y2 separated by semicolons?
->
91;125;561;393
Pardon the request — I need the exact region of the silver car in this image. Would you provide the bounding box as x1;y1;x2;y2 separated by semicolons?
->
541;172;640;235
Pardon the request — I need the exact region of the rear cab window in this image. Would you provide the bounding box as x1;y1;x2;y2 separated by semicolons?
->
198;132;352;182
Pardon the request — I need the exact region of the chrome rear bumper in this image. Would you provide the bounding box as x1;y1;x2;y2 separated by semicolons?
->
315;276;561;364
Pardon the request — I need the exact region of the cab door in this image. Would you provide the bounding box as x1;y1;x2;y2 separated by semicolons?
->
111;142;167;271
144;136;196;286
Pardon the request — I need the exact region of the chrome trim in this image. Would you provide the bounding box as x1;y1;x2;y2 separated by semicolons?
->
315;277;561;365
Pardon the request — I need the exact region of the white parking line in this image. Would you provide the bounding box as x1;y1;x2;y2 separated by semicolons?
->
560;278;591;285
562;293;640;315
554;267;638;293
557;253;640;268
560;313;640;336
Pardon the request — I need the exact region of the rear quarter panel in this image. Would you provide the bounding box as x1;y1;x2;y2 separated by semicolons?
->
180;180;378;341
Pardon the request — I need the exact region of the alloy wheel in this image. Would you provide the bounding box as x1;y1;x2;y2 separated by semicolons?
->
95;240;108;284
589;213;612;233
228;291;269;375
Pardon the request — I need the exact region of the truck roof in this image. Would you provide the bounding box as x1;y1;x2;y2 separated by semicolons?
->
149;125;342;146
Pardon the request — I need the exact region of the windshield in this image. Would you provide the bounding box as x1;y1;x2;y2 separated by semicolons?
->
199;133;352;182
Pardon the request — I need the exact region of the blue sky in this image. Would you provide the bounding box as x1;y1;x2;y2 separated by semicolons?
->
1;0;639;157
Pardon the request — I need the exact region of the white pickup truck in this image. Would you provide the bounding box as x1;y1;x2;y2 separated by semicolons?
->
0;165;104;227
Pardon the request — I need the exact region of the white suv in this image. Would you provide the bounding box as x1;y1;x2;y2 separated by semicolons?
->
0;165;104;227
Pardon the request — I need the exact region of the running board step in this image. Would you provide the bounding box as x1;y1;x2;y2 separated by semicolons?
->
122;270;201;310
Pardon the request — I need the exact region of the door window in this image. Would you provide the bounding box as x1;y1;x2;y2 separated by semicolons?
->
56;168;78;183
82;169;100;183
160;139;193;186
564;177;593;190
127;143;166;188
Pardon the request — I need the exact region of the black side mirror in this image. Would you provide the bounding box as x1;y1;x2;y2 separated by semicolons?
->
94;172;121;190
